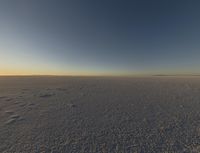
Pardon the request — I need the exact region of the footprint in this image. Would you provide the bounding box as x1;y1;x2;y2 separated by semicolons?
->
10;114;20;119
5;110;14;115
5;114;21;125
28;103;35;106
5;118;16;125
18;117;25;121
6;98;13;102
39;94;54;98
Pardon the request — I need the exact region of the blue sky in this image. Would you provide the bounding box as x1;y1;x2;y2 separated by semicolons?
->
0;0;200;75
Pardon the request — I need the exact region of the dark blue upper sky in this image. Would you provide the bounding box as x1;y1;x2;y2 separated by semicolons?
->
0;0;200;75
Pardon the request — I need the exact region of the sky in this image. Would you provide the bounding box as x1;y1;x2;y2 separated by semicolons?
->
0;0;200;76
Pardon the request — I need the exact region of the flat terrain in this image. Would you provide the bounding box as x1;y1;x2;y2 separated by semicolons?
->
0;76;200;153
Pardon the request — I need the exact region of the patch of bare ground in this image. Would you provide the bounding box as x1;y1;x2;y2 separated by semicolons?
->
0;77;200;152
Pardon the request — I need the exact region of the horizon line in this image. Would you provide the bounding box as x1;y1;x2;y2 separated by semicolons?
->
0;74;200;77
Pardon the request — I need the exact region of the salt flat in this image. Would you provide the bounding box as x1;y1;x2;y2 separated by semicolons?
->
0;76;200;153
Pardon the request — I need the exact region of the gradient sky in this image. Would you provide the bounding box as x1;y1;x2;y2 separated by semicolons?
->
0;0;200;75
